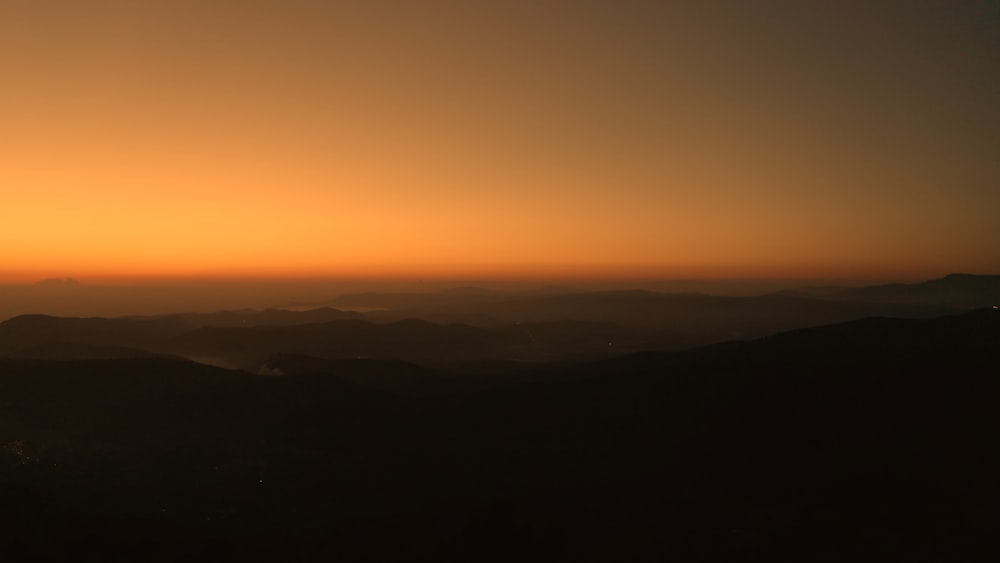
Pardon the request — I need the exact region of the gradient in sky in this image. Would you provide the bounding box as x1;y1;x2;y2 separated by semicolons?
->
2;0;997;281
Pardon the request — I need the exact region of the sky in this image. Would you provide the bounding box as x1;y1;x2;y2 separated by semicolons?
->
2;0;997;283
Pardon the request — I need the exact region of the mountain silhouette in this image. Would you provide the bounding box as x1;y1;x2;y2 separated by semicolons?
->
167;318;502;368
0;314;193;355
7;341;180;361
1;308;995;560
260;353;452;394
837;273;1000;308
351;288;956;332
172;307;366;327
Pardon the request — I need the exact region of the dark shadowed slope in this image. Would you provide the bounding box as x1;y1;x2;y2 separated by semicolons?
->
457;308;999;560
1;308;997;561
5;341;181;361
0;313;646;368
167;318;503;368
0;314;194;355
159;318;647;368
259;353;452;394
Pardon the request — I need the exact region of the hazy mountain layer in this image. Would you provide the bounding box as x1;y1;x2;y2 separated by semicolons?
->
1;308;996;560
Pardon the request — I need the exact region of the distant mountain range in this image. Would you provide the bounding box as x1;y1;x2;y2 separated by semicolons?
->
332;275;987;329
171;307;366;327
3;274;994;368
1;307;995;560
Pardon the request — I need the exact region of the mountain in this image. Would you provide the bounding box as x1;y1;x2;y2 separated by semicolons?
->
329;287;500;310
259;353;451;394
0;295;967;370
165;316;656;368
0;314;193;355
6;341;179;361
171;307;367;327
340;288;958;350
458;308;999;560
837;273;1000;308
4;275;978;369
167;318;504;368
1;308;995;561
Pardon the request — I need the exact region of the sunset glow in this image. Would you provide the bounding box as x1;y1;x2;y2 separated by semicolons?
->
2;1;997;282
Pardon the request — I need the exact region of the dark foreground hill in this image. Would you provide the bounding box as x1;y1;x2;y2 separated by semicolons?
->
1;309;997;561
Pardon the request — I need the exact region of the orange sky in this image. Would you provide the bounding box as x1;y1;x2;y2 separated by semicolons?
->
2;1;997;282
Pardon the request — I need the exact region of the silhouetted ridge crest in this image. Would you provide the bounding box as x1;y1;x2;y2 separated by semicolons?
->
0;308;995;561
258;353;449;394
839;273;1000;307
0;314;193;355
759;306;1000;349
170;317;499;367
174;307;366;327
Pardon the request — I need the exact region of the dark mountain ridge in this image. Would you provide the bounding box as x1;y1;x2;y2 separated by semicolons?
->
7;341;180;362
837;273;1000;307
354;288;957;332
1;308;996;560
171;307;367;327
0;314;193;355
169;318;501;368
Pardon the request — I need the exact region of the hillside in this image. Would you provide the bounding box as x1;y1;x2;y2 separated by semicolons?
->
1;308;995;560
837;273;1000;308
